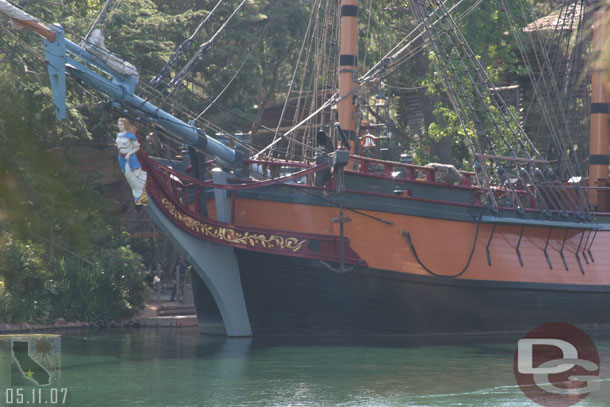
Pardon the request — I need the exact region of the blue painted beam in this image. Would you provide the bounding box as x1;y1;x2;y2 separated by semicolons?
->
44;26;66;120
64;39;131;80
64;38;138;94
41;26;241;167
479;215;605;231
65;58;242;167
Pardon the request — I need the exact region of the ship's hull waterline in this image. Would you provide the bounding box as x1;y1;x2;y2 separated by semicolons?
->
187;218;610;335
232;249;610;335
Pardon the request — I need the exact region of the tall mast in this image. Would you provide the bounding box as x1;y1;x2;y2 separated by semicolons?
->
589;2;610;208
338;0;358;155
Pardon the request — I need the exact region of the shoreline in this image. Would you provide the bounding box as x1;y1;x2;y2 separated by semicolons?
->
0;319;140;334
0;302;194;334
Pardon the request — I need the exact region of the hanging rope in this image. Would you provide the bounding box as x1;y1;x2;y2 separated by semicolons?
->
402;216;482;278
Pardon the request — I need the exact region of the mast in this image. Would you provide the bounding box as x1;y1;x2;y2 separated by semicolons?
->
589;2;610;208
338;0;358;156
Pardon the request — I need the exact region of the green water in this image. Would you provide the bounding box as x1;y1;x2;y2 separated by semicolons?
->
5;328;610;406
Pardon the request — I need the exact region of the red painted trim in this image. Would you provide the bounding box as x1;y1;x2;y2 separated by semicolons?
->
144;153;610;223
142;156;366;265
231;189;237;223
144;154;329;190
244;159;312;168
352;154;476;174
345;169;481;192
194;186;200;214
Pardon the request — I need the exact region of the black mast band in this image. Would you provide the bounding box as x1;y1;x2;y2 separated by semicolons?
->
590;154;610;165
591;103;610;114
340;54;357;66
341;5;358;17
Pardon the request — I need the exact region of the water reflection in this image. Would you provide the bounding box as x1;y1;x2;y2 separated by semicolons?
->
53;328;610;407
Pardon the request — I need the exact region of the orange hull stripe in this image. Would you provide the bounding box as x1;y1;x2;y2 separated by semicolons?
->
233;198;610;285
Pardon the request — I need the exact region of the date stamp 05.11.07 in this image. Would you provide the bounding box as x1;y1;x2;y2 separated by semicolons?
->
0;334;68;405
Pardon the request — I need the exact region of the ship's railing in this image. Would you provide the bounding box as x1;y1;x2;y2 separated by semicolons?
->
147;153;604;217
144;155;327;219
348;155;598;214
580;178;610;213
243;159;314;182
593;179;610;213
350;155;476;186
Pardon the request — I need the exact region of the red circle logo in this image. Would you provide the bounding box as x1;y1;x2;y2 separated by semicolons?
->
513;322;600;406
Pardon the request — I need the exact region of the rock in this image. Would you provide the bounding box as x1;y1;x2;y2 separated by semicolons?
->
129;319;140;327
55;317;66;325
425;163;462;185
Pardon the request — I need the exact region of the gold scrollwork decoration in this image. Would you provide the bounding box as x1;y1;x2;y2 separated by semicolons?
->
162;199;307;252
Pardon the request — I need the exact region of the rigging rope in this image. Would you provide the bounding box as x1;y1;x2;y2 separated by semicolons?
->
254;96;337;159
499;0;590;217
149;0;225;88
84;0;114;41
149;0;248;116
269;0;321;158
361;0;373;78
292;0;337;161
194;21;269;121
409;0;580;215
412;0;591;220
168;0;248;90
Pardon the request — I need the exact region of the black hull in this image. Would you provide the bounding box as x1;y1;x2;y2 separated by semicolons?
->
214;249;610;336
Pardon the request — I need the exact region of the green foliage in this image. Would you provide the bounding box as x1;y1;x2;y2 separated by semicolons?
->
0;77;117;254
50;247;150;325
1;0;549;163
364;0;539;166
426;106;471;170
0;234;150;325
89;246;151;323
0;236;51;323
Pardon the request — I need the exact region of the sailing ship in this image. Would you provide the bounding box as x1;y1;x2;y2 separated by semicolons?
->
2;0;610;336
